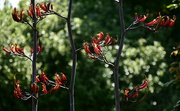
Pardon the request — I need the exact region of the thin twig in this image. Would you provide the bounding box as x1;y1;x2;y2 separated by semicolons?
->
21;21;34;29
10;53;32;61
126;25;145;31
51;11;67;19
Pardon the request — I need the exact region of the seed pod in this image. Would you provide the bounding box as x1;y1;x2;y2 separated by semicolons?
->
50;4;53;11
47;2;51;10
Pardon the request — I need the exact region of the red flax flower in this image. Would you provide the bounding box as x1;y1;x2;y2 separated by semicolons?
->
31;45;43;55
83;42;98;59
36;75;41;82
39;70;49;83
14;82;23;99
36;4;42;18
41;83;48;94
96;32;104;43
55;73;67;85
134;13;149;23
10;44;15;53
104;33;117;45
39;3;48;12
83;42;91;54
92;42;102;56
37;46;43;54
15;44;24;54
55;73;63;85
12;8;24;22
124;87;140;100
61;73;67;85
91;32;105;44
27;4;34;18
124;78;148;102
137;79;148;89
39;3;53;12
2;46;11;53
50;84;60;93
31;83;39;93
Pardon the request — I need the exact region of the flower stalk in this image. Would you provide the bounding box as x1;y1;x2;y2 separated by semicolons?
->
31;0;38;111
66;0;77;111
113;0;126;111
3;0;176;111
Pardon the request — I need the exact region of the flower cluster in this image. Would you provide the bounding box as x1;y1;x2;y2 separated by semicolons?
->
133;13;176;32
145;13;176;31
12;3;53;22
124;77;148;103
2;45;43;61
14;70;68;100
83;32;117;65
12;8;24;22
14;81;32;100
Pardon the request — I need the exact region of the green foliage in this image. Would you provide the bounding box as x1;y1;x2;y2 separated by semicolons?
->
167;47;180;111
0;0;179;111
171;100;180;111
167;0;180;10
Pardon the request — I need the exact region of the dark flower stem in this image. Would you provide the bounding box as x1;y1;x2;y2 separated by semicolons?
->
66;0;77;111
113;0;126;111
31;0;38;111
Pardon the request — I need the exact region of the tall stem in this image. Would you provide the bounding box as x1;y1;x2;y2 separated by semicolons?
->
113;0;126;111
66;0;77;111
31;0;38;111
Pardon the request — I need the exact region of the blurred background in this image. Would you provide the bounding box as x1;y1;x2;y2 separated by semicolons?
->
0;0;180;111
